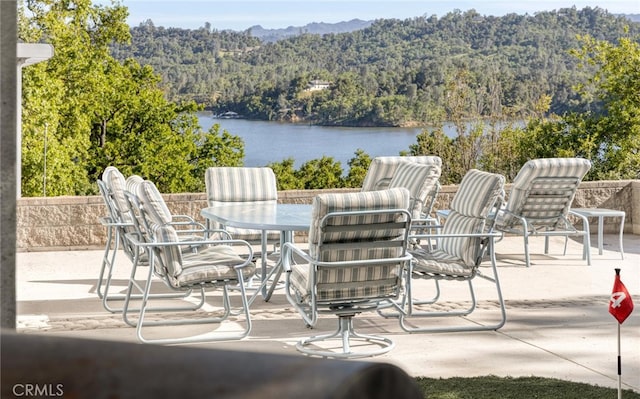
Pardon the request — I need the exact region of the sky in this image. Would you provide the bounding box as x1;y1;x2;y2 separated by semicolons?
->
113;0;640;30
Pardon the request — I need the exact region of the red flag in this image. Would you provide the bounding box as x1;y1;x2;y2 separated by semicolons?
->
609;269;634;324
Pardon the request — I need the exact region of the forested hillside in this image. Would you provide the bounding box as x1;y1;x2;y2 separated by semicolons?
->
18;0;640;196
111;7;639;127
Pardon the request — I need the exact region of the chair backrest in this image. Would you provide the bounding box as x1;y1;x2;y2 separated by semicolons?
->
136;180;183;279
499;158;591;229
100;167;146;262
123;175;151;239
362;156;442;220
362;156;442;191
307;188;411;301
386;162;441;220
205;167;278;205
97;178;118;222
101;166;131;223
440;169;505;267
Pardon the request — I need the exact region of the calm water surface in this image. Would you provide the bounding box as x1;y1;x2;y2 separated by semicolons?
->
198;112;425;168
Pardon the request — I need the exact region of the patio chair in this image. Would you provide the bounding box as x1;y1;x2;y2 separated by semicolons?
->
494;158;592;267
205;167;281;272
97;167;206;313
122;179;256;344
399;169;507;333
97;167;154;312
362;156;442;221
282;188;412;358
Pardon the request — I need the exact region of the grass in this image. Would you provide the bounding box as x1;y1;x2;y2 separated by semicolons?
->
414;376;640;399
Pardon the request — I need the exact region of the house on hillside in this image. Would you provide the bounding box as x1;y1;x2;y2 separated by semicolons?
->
305;79;331;92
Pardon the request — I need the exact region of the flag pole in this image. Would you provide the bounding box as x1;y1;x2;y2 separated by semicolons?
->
617;321;621;399
610;267;634;399
615;268;622;399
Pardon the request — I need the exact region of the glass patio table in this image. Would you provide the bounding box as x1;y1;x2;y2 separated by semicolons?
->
200;203;312;301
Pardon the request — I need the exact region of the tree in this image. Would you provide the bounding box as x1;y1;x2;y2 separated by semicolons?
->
344;149;371;188
295;156;344;189
569;33;640;179
19;0;245;195
267;158;302;190
512;33;640;181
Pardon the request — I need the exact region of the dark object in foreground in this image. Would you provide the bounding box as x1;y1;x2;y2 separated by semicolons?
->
1;331;422;399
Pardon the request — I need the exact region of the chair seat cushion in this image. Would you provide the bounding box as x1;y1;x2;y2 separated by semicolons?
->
168;245;255;287
289;263;400;302
410;247;474;278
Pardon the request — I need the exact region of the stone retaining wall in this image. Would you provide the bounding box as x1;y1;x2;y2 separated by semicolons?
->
16;181;639;251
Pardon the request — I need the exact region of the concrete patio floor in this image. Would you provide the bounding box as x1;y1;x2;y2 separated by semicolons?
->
14;234;640;393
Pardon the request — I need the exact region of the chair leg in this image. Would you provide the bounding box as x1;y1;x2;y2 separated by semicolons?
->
400;241;506;333
99;230;193;314
121;252;205;328
378;275;441;319
131;269;253;344
96;224;117;301
404;279;478;319
523;231;532;267
296;314;394;359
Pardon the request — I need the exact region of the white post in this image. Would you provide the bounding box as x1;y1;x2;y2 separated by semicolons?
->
43;123;48;196
16;43;54;198
617;323;622;399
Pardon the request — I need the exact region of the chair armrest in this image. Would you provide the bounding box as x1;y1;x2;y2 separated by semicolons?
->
314;253;412;268
410;218;443;231
170;216;206;230
409;231;502;240
281;242;313;272
99;216;134;229
124;233;254;270
174;228;233;240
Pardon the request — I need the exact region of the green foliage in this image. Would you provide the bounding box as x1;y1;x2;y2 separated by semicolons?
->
113;7;639;126
503;34;640;181
344;149;372;188
295;156;345;189
409;123;486;185
414;376;640;399
570;34;640;180
413;33;640;184
19;0;245;196
19;1;639;194
269;150;372;190
267;158;302;190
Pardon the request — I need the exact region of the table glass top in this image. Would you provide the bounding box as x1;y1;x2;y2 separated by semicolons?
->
201;203;312;231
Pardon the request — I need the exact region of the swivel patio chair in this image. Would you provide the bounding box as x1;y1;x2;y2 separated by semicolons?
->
282;188;412;358
122;179;256;344
494;158;592;267
399;169;507;333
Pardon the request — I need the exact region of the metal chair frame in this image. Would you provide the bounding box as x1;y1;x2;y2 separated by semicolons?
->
497;176;592;267
283;207;412;359
121;185;255;345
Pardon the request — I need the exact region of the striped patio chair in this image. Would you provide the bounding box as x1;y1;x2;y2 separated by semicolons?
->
282;188;412;358
122;179;256;344
205;167;280;242
399;169;507;333
362;156;442;222
97;167;207;314
495;158;592;267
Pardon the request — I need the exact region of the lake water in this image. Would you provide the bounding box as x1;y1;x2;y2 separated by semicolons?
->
198;112;433;168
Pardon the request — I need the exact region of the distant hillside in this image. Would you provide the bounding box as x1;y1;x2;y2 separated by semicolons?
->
247;19;373;42
112;8;640;126
621;14;640;22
